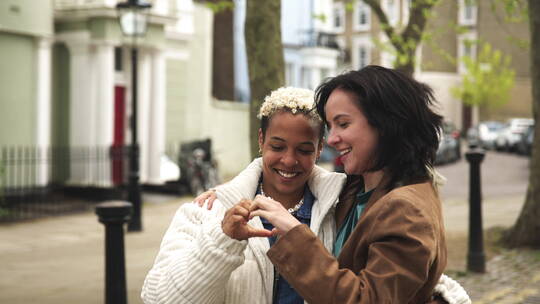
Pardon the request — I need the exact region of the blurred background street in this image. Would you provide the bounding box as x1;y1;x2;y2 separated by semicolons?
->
1;0;539;303
1;149;538;304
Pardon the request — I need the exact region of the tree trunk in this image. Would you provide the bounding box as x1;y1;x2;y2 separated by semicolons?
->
245;0;285;159
211;2;235;100
504;0;540;248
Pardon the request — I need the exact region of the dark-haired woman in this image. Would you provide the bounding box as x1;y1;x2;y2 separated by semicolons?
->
247;66;466;303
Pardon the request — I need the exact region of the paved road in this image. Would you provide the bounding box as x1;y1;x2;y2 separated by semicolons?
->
436;150;529;201
0;150;532;304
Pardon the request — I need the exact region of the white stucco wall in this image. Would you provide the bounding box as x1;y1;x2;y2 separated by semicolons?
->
416;72;465;126
205;100;251;179
180;4;251;179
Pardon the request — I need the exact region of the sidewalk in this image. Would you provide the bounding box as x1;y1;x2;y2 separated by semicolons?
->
0;194;190;304
0;193;539;304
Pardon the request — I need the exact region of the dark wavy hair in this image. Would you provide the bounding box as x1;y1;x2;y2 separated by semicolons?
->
315;65;443;189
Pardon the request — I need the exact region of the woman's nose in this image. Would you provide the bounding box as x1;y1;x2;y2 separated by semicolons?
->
327;130;340;147
281;151;298;167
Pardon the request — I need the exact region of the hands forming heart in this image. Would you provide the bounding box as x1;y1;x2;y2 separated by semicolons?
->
222;195;303;241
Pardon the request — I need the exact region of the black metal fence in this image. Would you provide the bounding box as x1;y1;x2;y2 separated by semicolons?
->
0;146;128;223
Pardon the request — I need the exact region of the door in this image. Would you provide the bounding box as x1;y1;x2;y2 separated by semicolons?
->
112;86;126;186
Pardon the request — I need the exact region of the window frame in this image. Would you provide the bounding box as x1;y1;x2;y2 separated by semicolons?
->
353;1;371;32
458;0;478;26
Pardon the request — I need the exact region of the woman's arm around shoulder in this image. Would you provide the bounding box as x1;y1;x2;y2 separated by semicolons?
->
141;201;248;304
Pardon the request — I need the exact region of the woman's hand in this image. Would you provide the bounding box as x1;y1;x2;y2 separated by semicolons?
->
193;188;218;210
249;195;302;236
222;199;273;240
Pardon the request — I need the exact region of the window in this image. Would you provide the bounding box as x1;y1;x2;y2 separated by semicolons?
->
382;0;398;26
333;2;345;32
458;32;478;73
354;1;371;31
353;36;371;69
359;47;369;68
459;0;477;26
114;47;123;72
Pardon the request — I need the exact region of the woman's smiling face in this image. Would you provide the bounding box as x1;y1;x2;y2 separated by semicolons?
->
259;111;322;199
325;88;379;176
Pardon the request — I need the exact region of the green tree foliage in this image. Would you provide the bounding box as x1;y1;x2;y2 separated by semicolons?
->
201;0;234;12
491;0;528;23
451;43;515;108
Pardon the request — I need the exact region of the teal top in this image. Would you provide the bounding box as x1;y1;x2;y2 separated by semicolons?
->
332;188;374;257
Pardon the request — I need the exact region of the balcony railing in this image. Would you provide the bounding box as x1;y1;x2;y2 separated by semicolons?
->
302;30;340;49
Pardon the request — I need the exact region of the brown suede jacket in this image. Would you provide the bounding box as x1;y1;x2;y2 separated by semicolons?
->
267;176;447;304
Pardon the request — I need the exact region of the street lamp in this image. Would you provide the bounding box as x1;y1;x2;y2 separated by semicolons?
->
116;0;152;232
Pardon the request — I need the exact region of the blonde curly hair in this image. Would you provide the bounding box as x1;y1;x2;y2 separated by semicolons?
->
258;87;324;141
258;87;320;122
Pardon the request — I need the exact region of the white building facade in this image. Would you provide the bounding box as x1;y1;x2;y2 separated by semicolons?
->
282;0;341;90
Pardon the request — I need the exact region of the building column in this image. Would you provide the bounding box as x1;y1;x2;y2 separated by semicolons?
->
310;67;321;91
35;37;52;186
147;47;166;184
94;43;115;147
94;42;116;186
135;48;152;184
66;41;96;185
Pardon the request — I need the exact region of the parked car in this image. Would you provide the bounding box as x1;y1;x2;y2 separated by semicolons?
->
495;118;534;151
435;121;461;164
516;124;534;156
466;121;505;149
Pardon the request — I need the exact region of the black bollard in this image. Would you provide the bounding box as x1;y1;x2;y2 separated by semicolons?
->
465;149;486;273
96;201;132;304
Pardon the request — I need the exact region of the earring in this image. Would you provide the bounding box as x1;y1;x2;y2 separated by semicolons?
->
258;147;262;155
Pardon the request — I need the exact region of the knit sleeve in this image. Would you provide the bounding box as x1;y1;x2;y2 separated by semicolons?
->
434;274;471;304
141;202;248;304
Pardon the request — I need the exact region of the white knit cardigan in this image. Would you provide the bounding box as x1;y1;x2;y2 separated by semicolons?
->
141;158;346;304
141;158;471;304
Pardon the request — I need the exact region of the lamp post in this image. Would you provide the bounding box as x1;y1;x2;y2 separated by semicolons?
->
116;0;152;232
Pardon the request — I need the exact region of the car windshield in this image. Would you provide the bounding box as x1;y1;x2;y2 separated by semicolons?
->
485;122;504;131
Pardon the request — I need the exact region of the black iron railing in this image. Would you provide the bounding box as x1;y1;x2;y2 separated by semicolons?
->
0;146;128;222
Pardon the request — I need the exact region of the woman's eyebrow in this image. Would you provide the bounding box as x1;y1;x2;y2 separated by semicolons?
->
269;136;285;142
269;137;315;147
331;114;349;122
